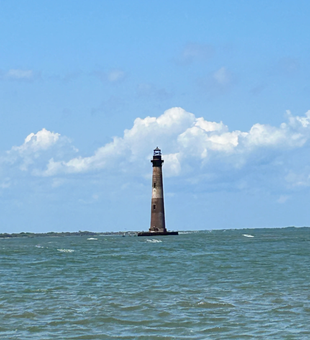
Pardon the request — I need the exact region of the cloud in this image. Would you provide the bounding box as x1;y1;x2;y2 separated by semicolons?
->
1;69;36;81
91;95;126;116
12;128;61;153
92;68;126;83
197;67;235;95
250;83;267;96
0;178;11;189
213;67;232;86
3;108;310;194
178;43;214;64
107;69;126;82
277;195;289;204
285;168;310;188
62;70;82;82
31;108;310;181
2;128;77;173
270;57;300;77
136;83;172;101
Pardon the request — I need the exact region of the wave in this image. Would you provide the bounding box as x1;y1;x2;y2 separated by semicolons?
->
57;249;75;253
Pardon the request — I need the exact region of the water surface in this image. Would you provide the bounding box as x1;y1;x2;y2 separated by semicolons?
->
1;228;310;339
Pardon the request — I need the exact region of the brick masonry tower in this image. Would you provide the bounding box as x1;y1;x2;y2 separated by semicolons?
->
149;147;166;233
138;147;178;236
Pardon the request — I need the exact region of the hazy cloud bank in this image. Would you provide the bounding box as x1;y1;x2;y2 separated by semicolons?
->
0;69;38;81
92;68;126;83
177;43;214;65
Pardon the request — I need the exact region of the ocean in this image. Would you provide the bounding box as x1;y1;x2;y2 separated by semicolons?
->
1;228;310;339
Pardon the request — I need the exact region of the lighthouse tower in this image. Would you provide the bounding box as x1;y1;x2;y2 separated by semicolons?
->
138;147;178;236
149;147;166;233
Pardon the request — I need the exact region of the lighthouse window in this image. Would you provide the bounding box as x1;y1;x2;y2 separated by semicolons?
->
153;205;156;210
153;182;156;188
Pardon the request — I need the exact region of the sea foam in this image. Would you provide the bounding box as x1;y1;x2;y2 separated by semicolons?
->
57;248;75;253
243;234;254;238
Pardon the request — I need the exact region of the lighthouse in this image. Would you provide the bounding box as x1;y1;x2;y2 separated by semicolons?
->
138;147;178;236
150;146;166;233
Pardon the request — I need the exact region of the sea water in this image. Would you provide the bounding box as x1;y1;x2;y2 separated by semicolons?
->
1;228;310;339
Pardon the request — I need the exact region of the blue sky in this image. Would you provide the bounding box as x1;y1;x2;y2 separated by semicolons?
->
1;0;310;232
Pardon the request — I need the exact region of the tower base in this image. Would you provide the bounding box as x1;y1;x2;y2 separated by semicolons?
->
138;231;178;237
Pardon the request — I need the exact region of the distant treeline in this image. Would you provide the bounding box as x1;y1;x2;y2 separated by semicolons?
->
0;231;137;238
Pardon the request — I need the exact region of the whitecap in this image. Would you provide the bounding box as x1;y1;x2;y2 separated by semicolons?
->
57;248;75;253
87;238;98;240
35;245;44;248
243;234;254;238
146;239;162;243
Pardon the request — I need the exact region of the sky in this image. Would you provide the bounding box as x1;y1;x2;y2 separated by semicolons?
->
1;0;310;233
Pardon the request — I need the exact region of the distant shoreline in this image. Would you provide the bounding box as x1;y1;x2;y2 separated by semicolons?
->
0;231;139;238
0;226;307;238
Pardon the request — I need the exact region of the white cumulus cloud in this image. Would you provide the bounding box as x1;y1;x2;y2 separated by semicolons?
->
12;128;60;154
3;128;76;172
3;108;310;193
35;108;310;182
